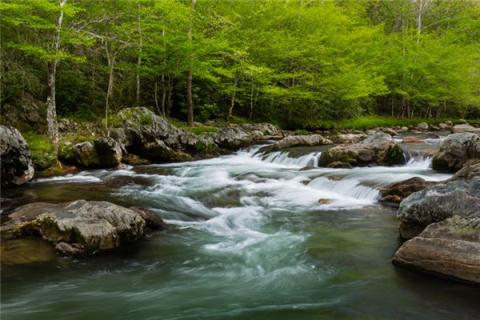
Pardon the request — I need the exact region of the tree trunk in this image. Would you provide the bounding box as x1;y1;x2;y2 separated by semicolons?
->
249;83;255;120
105;43;116;137
154;78;160;114
46;0;67;153
227;75;239;122
186;0;196;127
161;73;166;116
136;7;143;106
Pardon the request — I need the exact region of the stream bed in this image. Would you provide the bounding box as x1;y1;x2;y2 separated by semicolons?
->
1;144;480;320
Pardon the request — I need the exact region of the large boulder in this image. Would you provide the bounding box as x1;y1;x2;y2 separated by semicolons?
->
452;124;480;134
212;123;282;150
72;137;123;168
319;132;405;167
432;133;480;172
1;200;165;256
0;126;34;187
113;107;216;161
450;159;480;180
380;177;437;207
397;177;480;239
393;215;480;284
268;134;332;151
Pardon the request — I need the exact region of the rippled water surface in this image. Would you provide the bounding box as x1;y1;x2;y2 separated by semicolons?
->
2;144;479;320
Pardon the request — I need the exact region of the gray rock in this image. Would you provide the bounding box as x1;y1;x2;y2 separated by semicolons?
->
452;124;480;134
331;133;367;144
0;126;34;187
1;200;165;255
269;134;332;150
416;122;429;131
397;177;480;239
319;132;405;167
432;133;480;172
393;215;480;285
450;159;480;180
380;177;437;207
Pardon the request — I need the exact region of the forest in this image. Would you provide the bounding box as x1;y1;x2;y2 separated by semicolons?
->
1;0;480;138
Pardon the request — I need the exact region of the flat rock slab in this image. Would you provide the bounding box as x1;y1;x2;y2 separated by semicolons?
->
393;216;480;285
1;200;165;256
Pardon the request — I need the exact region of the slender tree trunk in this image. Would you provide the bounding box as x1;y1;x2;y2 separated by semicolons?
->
167;75;173;116
161;73;166;116
227;75;239;122
154;78;160;114
249;83;255;120
186;0;196;127
136;7;143;106
105;43;116;137
46;0;67;153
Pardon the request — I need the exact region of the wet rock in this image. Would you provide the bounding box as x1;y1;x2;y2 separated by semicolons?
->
318;198;332;205
0;125;34;187
382;128;398;136
94;137;123;167
397;177;480;239
331;133;367;144
122;153;150;165
402;136;423;144
380;177;437;207
393;216;480;285
416;122;429;131
319;132;405;167
432;133;480;172
1;238;56;265
268;134;332;150
130;207;167;230
113;107;218;161
213;126;254;149
438;122;450;130
0;200;163;255
452;124;480;134
450;159;480;180
73;138;123;168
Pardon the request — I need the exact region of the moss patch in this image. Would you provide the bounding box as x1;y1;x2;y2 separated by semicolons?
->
23;132;57;169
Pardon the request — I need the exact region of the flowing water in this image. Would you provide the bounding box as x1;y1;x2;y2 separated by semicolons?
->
1;142;479;320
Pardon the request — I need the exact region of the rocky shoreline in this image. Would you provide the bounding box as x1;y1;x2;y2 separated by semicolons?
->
1;108;480;285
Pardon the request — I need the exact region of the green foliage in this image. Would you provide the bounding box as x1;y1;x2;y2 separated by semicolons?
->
23;131;56;168
1;0;479;127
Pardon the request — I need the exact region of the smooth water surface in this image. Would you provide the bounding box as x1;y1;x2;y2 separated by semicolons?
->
2;144;479;320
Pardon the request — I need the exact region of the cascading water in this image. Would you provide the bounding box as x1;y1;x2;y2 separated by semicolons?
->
2;142;478;320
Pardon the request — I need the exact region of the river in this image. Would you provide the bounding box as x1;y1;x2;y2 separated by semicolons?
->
1;142;480;320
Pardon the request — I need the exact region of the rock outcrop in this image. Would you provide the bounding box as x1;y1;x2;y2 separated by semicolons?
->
0;125;34;187
397;177;480;239
380;177;437;207
432;133;480;172
73;137;123;168
319;132;405;167
393;176;480;284
1;200;165;256
393;215;480;284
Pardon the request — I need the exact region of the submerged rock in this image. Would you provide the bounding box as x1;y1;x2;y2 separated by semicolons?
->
319;132;405;167
0;125;35;187
1;200;165;256
393;216;480;285
380;177;437;207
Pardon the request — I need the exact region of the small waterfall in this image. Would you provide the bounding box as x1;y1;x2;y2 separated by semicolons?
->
308;177;379;202
251;150;322;168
